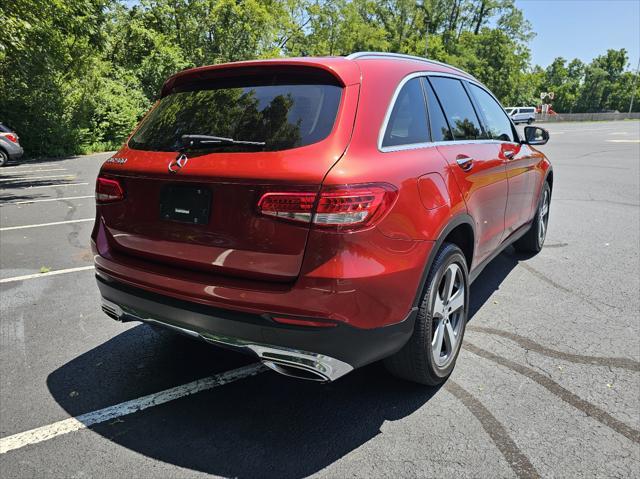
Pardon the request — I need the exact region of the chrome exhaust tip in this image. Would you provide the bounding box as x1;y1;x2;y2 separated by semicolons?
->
262;361;329;382
201;333;354;382
101;299;124;321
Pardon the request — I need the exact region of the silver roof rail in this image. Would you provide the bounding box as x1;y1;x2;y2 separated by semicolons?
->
345;51;477;81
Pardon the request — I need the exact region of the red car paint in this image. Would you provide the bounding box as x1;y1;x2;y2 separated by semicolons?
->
92;55;550;334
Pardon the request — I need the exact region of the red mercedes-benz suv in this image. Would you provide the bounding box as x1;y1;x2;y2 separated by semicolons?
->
93;52;552;384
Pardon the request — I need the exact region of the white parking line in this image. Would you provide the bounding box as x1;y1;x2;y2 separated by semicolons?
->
0;266;95;284
0;168;67;174
607;139;640;143
2;164;60;169
0;174;76;182
0;364;265;454
0;195;94;206
0;218;93;231
8;182;89;190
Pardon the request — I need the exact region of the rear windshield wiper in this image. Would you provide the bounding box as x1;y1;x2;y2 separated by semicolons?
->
180;134;266;149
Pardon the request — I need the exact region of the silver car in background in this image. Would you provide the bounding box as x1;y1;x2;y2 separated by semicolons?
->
0;123;24;166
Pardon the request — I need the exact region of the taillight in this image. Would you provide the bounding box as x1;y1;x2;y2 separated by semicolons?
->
96;177;124;203
5;134;18;143
258;183;397;232
258;192;316;223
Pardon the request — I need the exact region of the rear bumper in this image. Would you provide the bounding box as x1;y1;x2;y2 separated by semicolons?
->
1;143;23;160
97;273;417;381
9;146;24;160
92;217;433;329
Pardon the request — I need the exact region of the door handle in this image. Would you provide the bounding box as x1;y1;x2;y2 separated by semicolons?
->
504;150;516;159
456;156;474;171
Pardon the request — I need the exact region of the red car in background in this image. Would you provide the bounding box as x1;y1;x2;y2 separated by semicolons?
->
93;52;552;385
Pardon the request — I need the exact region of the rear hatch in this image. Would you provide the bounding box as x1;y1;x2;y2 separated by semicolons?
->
97;62;360;282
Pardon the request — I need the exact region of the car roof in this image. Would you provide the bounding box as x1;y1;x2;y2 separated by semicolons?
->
160;52;476;98
346;52;476;80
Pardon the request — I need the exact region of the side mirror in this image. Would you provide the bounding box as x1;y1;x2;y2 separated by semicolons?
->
523;126;549;145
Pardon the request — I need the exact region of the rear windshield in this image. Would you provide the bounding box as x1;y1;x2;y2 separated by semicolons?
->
129;81;342;153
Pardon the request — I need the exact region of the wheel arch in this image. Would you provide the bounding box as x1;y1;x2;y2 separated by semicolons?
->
545;167;554;191
411;214;475;309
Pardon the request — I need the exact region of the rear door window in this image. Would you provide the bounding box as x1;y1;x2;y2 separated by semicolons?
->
422;79;453;142
129;80;342;152
382;78;430;148
428;77;484;140
468;84;514;142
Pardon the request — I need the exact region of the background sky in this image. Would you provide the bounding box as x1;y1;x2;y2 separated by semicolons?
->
517;0;640;69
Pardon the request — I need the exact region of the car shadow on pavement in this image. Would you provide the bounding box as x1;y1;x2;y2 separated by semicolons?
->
46;248;524;478
47;326;440;478
467;246;528;321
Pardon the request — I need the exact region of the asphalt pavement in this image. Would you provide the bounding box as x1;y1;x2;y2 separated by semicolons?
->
1;121;639;478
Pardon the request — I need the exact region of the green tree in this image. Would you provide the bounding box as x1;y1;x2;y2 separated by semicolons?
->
3;1;637;157
0;0;150;156
442;28;531;105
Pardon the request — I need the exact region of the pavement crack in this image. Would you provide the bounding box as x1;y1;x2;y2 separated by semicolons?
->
524;350;553;379
553;198;639;208
543;242;569;248
445;380;541;479
467;326;640;372
516;261;623;313
463;341;640;445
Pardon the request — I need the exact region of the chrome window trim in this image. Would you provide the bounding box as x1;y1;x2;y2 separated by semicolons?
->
378;71;520;153
378;74;431;152
346;51;478;82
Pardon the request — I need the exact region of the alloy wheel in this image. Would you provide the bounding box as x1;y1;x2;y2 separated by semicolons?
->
431;263;465;368
538;188;550;245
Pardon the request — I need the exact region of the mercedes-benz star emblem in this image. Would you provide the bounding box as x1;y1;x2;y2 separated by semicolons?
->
168;153;189;173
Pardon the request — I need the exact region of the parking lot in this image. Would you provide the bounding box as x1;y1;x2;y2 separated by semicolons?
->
0;121;638;478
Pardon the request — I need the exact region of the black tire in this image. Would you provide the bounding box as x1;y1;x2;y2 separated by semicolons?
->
527;118;534;125
385;243;469;385
513;181;551;253
0;150;8;167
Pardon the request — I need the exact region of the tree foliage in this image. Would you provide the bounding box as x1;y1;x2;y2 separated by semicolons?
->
1;0;638;157
538;49;638;113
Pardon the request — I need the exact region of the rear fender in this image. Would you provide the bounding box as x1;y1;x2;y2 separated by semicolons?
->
410;214;475;309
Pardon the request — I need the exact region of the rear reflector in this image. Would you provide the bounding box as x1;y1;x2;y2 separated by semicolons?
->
258;183;397;232
96;177;124;203
271;316;338;328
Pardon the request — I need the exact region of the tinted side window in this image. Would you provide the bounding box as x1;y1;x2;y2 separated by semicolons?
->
382;78;429;147
468;84;514;142
423;79;453;142
429;77;483;140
